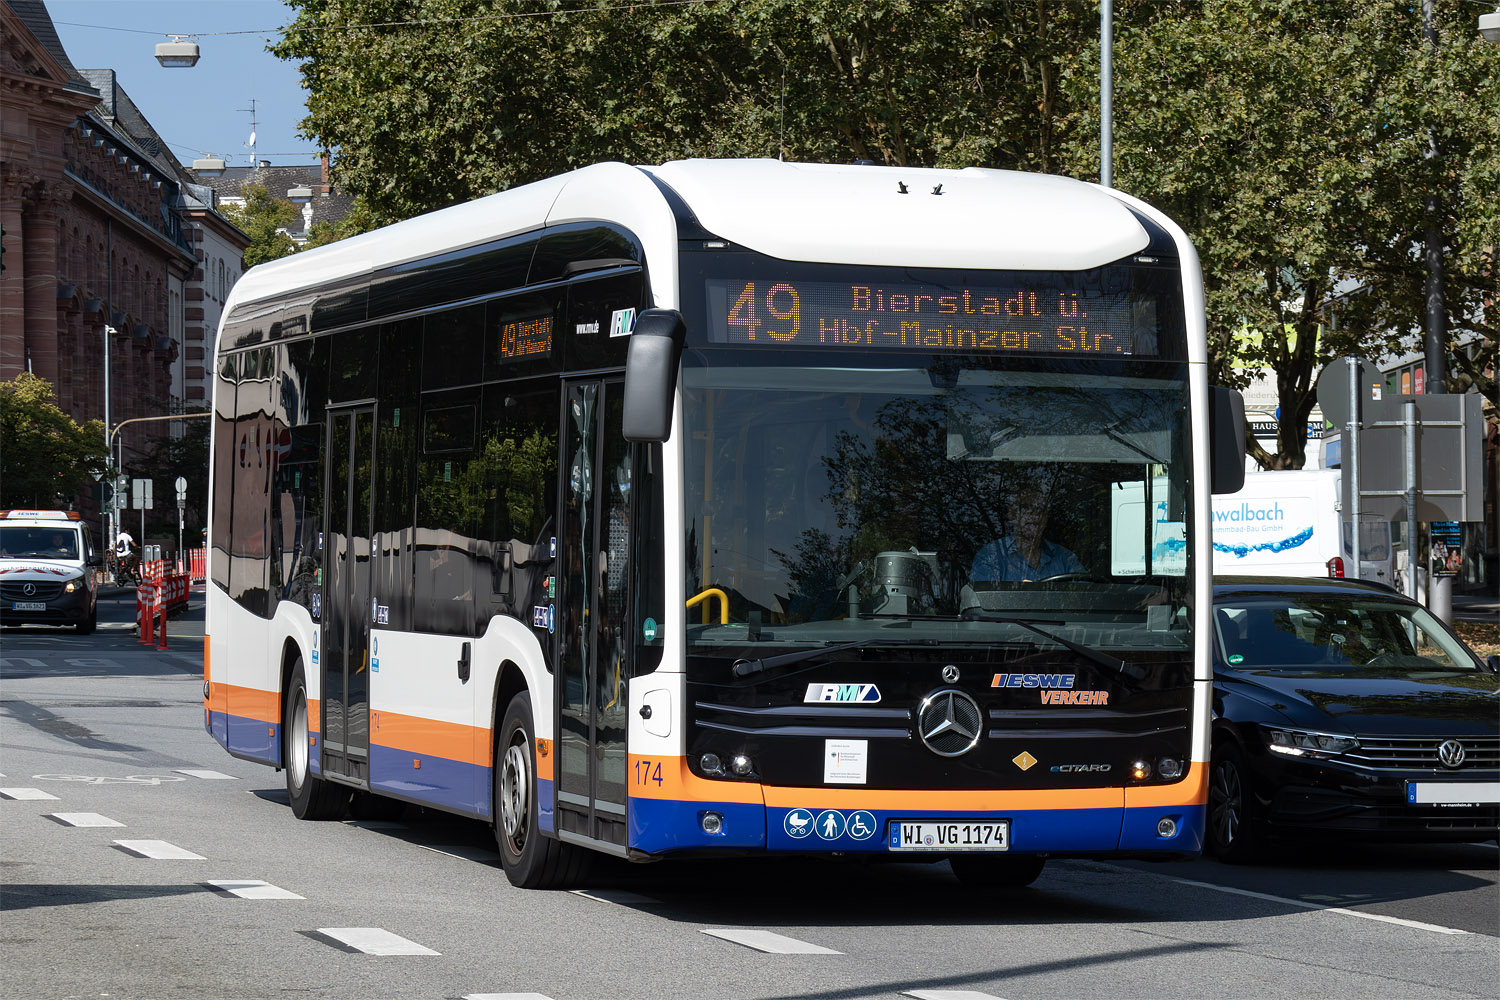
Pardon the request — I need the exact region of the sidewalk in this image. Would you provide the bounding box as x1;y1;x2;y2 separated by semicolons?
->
1453;590;1499;624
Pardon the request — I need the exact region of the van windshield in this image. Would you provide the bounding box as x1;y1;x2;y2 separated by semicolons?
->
0;526;80;560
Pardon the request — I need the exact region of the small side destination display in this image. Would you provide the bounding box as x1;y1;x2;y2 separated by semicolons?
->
706;278;1161;357
499;313;553;360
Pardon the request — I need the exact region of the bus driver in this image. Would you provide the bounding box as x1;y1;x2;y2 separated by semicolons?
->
969;465;1083;583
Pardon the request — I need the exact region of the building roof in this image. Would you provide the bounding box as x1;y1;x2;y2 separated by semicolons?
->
5;0;98;97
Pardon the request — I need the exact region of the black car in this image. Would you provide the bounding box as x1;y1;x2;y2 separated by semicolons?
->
1208;576;1499;861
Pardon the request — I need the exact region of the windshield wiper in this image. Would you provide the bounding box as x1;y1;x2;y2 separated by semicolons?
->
732;639;872;679
962;612;1145;680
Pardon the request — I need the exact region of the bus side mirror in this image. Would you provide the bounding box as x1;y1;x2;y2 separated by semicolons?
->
622;308;687;443
1210;385;1246;495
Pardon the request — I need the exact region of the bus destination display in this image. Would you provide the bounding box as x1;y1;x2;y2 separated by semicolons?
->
706;279;1161;357
498;312;554;360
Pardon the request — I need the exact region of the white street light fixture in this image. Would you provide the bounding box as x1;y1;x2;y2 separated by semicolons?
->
1480;8;1500;43
192;154;227;176
155;35;200;67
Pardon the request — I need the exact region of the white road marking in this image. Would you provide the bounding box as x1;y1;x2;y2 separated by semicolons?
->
50;812;125;827
1166;875;1470;935
418;844;501;863
113;839;206;860
699;928;842;954
464;995;557;1000
571;888;660;908
905;992;1010;1000
316;927;440;955
205;880;304;899
0;787;60;800
176;769;237;780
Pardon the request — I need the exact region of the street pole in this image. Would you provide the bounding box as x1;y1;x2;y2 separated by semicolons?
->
1101;0;1113;188
1346;360;1361;580
1404;400;1418;601
1421;0;1453;618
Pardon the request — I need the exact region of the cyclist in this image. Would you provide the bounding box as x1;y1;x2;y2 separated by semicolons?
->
114;530;139;585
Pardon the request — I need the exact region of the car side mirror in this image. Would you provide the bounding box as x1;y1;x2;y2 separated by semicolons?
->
87;553;104;567
1487;654;1500;676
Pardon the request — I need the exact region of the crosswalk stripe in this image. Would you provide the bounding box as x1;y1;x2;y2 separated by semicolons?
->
699;929;841;954
176;769;237;780
50;812;125;827
0;787;61;800
905;991;1011;1000
113;839;206;860
463;994;558;1000
316;927;440;955
205;880;304;899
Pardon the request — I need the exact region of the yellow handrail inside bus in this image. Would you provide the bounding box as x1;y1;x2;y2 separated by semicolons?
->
686;587;729;625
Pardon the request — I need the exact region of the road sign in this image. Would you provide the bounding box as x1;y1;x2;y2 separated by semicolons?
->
131;478;153;510
174;476;187;494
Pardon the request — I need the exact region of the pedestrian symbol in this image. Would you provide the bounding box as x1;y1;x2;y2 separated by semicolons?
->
814;809;847;840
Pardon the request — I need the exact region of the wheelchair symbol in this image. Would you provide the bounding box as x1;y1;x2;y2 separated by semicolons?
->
846;810;877;841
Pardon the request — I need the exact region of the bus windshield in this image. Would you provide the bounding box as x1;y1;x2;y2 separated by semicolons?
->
680;255;1193;657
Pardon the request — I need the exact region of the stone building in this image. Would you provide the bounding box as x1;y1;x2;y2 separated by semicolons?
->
1;0;247;523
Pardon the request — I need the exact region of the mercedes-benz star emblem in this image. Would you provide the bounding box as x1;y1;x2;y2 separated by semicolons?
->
22;583;36;597
1437;739;1466;769
941;664;960;683
917;688;982;757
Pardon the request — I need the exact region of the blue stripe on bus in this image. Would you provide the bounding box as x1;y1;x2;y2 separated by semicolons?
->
368;743;488;816
628;800;1201;856
210;710;280;766
538;776;555;833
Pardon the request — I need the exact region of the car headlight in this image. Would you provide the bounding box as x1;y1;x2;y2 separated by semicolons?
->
63;579;80;593
1262;725;1358;759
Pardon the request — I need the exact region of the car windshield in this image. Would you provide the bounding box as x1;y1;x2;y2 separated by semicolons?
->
0;526;79;560
1214;595;1478;672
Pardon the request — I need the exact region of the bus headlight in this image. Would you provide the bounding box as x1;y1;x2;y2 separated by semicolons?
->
700;811;724;835
730;754;754;776
699;753;725;776
1157;757;1183;779
1130;760;1152;781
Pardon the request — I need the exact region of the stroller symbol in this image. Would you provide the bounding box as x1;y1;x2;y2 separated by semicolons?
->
784;808;813;838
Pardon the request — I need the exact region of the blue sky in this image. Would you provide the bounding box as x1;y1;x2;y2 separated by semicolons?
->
49;0;317;168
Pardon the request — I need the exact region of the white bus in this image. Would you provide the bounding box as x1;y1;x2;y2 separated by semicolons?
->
205;159;1246;888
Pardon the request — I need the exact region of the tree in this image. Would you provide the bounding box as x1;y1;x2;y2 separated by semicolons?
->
272;1;1095;226
222;183;302;266
0;373;108;509
1057;1;1498;468
137;411;210;542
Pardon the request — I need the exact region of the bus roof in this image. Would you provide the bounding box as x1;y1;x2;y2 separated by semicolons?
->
224;159;1166;317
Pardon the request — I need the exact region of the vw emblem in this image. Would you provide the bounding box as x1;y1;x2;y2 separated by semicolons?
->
22;583;36;597
941;664;960;683
917;688;982;757
1437;739;1466;769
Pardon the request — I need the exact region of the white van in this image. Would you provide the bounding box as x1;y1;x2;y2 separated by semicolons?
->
1210;470;1393;584
0;509;101;633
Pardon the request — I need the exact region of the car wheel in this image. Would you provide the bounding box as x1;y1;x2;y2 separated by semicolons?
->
284;658;347;820
495;691;588;889
1208;741;1262;863
75;605;97;635
948;854;1046;887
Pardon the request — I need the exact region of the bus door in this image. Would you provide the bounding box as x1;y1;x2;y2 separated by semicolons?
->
556;379;631;848
321;404;376;785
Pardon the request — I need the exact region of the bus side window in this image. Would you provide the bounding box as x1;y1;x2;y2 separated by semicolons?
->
478;387;559;619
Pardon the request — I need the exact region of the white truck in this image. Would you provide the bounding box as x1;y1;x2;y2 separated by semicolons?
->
1210;469;1394;584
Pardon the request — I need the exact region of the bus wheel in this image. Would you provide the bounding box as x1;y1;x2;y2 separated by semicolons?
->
284;658;346;820
1208;741;1262;863
495;691;587;889
948;855;1045;888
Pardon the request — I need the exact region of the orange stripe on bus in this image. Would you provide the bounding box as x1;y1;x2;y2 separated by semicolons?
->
625;755;763;805
206;682;276;723
370;710;488;767
535;739;554;782
1124;762;1208;808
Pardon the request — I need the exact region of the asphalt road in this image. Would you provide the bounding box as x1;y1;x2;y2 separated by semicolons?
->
2;588;1497;1000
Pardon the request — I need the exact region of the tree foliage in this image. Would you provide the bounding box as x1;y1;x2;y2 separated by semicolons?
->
222;183;302;266
274;1;1498;468
0;373;108;509
1058;0;1498;467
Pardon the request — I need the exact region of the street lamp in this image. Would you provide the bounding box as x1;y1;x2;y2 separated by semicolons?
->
1481;7;1500;43
155;35;200;68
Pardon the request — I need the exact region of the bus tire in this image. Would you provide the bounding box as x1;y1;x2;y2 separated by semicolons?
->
948;854;1046;888
1207;740;1262;863
495;691;587;889
284;658;346;821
